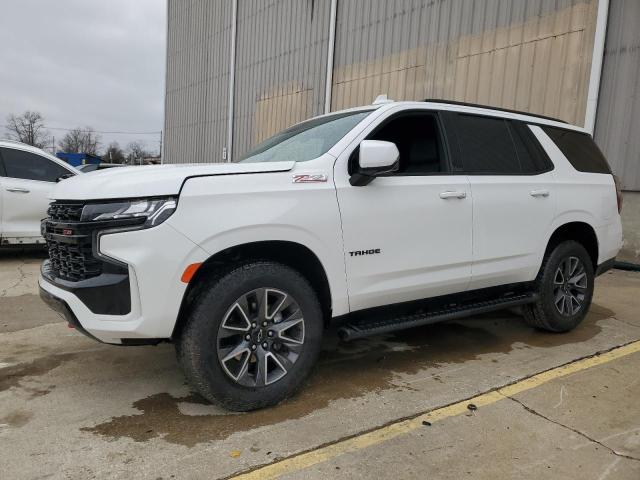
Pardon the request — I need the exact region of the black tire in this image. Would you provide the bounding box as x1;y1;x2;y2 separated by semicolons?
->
176;261;323;411
524;240;594;332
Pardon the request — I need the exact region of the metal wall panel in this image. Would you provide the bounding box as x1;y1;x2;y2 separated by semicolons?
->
594;0;640;191
232;0;331;158
164;0;602;164
331;0;598;126
164;0;232;164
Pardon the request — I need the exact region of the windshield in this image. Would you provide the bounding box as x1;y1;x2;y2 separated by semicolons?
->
239;110;373;163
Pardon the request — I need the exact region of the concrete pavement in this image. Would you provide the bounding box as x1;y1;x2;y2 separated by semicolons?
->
1;250;639;479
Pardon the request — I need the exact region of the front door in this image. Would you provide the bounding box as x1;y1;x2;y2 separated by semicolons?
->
334;109;473;312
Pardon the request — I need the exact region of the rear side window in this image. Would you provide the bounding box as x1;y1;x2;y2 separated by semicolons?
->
0;148;71;182
542;126;611;174
447;114;551;174
510;122;553;173
454;114;518;174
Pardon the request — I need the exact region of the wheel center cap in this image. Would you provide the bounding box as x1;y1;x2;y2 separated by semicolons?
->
254;329;265;344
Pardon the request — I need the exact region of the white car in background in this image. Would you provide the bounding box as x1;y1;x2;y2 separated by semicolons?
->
0;140;77;245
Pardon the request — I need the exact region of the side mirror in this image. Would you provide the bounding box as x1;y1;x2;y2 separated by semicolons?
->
350;140;399;186
56;173;75;182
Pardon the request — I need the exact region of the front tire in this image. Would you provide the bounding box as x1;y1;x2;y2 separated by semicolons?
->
524;240;594;332
176;261;323;411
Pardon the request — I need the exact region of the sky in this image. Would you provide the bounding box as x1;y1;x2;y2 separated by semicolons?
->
0;0;167;155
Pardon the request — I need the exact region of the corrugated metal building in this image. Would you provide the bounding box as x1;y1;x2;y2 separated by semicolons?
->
164;0;640;261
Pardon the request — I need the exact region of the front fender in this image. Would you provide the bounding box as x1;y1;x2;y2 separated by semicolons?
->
168;172;349;316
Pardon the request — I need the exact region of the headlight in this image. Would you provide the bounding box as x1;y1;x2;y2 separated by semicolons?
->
80;197;177;228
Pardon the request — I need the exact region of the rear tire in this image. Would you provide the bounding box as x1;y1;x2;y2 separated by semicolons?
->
524;240;594;332
176;261;323;411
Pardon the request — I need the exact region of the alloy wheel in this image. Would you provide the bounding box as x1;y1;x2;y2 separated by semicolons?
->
553;256;588;316
217;288;305;387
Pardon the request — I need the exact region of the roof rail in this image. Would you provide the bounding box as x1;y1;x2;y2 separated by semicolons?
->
423;99;568;124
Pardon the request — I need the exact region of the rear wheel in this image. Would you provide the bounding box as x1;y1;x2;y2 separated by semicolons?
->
176;261;323;411
524;241;594;332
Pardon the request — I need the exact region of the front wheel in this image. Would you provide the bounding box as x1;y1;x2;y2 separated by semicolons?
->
524;240;595;332
176;261;323;411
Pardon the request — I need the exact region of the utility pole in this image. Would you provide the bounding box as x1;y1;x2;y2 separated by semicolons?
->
159;130;163;163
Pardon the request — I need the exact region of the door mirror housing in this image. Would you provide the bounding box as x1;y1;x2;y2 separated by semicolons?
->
350;140;400;186
57;173;75;182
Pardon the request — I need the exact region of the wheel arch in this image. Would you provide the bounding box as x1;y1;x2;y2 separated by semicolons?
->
543;221;599;269
172;240;333;339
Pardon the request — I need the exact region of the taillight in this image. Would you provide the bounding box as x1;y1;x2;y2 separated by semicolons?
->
613;175;623;214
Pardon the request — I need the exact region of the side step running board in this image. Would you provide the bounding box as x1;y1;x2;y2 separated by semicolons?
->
338;293;538;341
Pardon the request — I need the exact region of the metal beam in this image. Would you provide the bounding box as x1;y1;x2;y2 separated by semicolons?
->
324;0;338;114
226;0;238;162
584;0;610;134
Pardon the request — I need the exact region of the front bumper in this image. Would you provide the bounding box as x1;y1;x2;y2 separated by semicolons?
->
41;259;131;315
39;285;103;343
39;222;209;344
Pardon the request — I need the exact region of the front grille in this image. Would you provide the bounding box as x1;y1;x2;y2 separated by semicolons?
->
44;202;103;282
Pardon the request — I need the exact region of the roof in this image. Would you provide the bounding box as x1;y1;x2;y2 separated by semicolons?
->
0;139;54;156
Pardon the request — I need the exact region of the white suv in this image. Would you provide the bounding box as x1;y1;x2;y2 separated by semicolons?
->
0;141;77;245
39;100;623;411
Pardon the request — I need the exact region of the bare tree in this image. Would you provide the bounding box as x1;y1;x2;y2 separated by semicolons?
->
5;111;51;148
126;141;149;164
58;127;101;155
102;142;126;164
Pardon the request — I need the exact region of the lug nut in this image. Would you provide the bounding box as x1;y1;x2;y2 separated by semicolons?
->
268;330;274;337
262;342;269;349
251;322;257;328
251;344;257;350
245;334;251;340
262;321;268;327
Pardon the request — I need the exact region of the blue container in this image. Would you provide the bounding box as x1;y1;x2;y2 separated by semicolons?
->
56;152;102;167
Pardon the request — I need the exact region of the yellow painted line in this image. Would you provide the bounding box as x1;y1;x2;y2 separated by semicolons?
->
230;340;640;480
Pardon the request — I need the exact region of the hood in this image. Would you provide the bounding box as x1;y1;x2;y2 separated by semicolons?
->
50;161;295;200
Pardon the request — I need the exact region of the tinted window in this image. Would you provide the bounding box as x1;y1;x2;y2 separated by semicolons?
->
1;148;71;182
510;122;552;173
455;114;520;174
542;126;611;174
367;112;445;175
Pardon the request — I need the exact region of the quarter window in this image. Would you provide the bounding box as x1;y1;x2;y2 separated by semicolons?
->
0;148;71;182
542;126;611;174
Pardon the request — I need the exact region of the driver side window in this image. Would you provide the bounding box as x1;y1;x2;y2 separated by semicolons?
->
367;111;447;175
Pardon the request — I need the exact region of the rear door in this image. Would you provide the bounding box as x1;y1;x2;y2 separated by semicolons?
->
442;113;557;289
0;147;74;241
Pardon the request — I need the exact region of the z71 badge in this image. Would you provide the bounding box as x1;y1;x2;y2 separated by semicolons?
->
292;174;328;183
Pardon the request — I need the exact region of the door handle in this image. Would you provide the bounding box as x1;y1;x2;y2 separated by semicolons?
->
530;189;549;198
6;187;30;193
439;191;466;199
